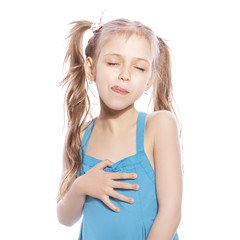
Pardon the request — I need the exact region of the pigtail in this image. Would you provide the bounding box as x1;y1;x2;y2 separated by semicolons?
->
153;36;183;172
57;21;93;202
153;36;181;127
153;36;173;111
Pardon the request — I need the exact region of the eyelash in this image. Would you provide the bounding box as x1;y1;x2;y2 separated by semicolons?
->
135;67;145;72
107;62;119;66
107;63;145;72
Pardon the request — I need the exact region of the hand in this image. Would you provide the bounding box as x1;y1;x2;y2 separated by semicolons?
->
80;159;140;212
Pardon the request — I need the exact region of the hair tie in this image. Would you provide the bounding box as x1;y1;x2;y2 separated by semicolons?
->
90;10;105;33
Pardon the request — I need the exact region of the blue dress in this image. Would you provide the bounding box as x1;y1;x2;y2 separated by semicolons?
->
77;111;179;240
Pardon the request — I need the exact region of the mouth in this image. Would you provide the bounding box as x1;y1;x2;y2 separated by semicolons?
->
111;85;129;95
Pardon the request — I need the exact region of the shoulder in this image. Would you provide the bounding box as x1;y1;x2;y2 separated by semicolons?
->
63;120;92;168
80;120;92;141
147;109;176;123
80;119;93;141
146;110;179;140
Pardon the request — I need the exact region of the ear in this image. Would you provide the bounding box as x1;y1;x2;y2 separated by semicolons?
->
84;57;95;81
145;71;156;91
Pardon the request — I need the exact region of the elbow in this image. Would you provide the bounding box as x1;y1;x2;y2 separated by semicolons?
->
57;216;74;227
57;212;73;227
60;222;75;227
57;205;76;227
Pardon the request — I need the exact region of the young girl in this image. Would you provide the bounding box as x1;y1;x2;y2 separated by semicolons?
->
57;17;183;240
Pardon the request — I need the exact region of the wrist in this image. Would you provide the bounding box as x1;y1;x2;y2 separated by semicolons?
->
73;175;87;197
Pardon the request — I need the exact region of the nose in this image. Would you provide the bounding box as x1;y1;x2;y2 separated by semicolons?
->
118;66;130;81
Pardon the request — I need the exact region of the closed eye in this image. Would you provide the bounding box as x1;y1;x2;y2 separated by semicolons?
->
135;67;145;72
107;62;119;66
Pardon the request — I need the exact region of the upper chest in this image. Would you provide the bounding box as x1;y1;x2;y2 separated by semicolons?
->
81;114;155;171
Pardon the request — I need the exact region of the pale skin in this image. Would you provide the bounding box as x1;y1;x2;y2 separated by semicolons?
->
57;33;182;240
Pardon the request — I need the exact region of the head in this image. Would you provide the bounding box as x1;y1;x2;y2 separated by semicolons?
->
58;18;180;202
84;19;160;111
85;18;160;73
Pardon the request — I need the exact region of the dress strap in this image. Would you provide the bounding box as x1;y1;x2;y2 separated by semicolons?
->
81;118;97;156
136;111;147;154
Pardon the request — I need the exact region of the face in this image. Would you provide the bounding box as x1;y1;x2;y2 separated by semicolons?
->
86;34;155;111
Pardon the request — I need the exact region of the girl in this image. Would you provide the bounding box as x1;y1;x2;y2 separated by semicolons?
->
57;18;183;240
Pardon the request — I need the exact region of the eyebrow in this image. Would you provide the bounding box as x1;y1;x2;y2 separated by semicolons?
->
103;53;150;65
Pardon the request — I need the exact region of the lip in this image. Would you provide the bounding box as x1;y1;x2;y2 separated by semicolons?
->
111;85;129;95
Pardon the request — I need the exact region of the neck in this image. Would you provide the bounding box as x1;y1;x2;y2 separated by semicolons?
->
96;105;139;136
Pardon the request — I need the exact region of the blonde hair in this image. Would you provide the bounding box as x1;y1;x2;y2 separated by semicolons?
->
57;18;183;202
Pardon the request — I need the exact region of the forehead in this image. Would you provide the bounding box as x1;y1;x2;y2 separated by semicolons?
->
98;33;153;62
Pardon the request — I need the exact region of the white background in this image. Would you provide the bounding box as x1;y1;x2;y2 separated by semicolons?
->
0;0;239;239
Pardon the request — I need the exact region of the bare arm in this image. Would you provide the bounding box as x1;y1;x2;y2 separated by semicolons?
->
147;111;183;240
57;131;87;227
57;174;87;226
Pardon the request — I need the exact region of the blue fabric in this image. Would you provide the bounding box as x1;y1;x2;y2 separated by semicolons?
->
77;111;179;240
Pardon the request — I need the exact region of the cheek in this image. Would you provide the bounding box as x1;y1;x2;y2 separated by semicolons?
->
131;78;147;95
95;63;117;81
95;72;112;87
132;72;149;87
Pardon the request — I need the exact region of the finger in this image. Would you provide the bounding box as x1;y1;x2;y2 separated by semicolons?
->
112;181;140;191
101;195;120;213
109;172;137;180
95;159;113;170
110;190;135;204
